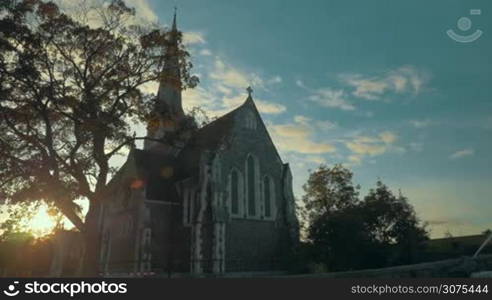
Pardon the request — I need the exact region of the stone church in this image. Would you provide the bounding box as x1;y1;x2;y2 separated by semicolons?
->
98;12;299;276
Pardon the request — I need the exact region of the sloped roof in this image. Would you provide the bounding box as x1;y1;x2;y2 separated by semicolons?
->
176;104;241;177
177;96;284;178
105;148;180;202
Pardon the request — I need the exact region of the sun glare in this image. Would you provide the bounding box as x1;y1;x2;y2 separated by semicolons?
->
28;206;58;237
26;201;87;237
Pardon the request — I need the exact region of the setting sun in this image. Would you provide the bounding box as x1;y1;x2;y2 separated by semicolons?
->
27;201;86;237
0;201;84;238
28;205;58;237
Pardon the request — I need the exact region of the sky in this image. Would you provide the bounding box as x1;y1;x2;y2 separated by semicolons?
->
3;0;491;238
122;0;492;238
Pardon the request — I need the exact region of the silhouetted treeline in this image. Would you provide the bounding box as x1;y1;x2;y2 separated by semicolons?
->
293;164;429;273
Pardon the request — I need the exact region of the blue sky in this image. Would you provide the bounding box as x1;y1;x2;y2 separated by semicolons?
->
126;0;492;238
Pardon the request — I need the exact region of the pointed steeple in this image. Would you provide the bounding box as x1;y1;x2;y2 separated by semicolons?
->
155;7;184;118
172;6;177;32
145;8;184;152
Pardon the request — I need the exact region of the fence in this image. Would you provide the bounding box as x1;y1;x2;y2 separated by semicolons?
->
99;258;285;278
284;254;492;278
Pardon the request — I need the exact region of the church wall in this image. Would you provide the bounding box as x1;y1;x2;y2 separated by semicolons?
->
98;159;162;276
225;219;285;271
146;202;191;273
216;103;292;272
100;182;142;275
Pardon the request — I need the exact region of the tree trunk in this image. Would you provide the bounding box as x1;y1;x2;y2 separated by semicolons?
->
81;201;102;277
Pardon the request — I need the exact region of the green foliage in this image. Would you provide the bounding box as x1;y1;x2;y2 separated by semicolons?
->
302;165;429;271
300;164;360;233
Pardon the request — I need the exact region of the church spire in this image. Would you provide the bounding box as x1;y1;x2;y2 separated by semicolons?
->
172;6;177;32
155;7;184;118
145;8;184;152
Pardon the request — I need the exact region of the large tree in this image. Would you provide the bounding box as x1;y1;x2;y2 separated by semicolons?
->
303;165;429;271
0;0;196;275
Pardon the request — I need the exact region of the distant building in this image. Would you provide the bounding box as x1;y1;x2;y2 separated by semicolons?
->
422;233;492;261
98;12;299;276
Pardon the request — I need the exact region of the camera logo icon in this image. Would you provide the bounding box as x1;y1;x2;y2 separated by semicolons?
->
3;281;20;297
447;9;483;43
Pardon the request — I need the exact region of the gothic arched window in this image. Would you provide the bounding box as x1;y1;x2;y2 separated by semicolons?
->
246;154;259;217
182;187;194;226
228;169;243;216
212;154;221;183
263;176;275;219
231;170;239;215
244;110;257;130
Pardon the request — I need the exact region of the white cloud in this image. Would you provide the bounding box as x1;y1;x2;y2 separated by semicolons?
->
210;58;263;89
379;131;397;144
255;100;286;114
183;56;286;115
293;115;311;125
410;119;434;128
344;131;401;164
316;120;337;130
182;31;206;45
308;88;355;111
341;66;431;100
182;86;217;111
409;142;424;152
199;49;212;56
294;115;337;131
215;84;233;96
267;76;282;85
348;155;363;165
125;0;158;22
295;80;306;89
343;76;387;100
449;148;474;160
346;137;387;156
267;117;336;154
305;155;327;164
296;79;355;111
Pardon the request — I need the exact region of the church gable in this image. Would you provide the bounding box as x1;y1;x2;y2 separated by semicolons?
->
229;97;283;167
201;96;283;222
104;151;142;209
